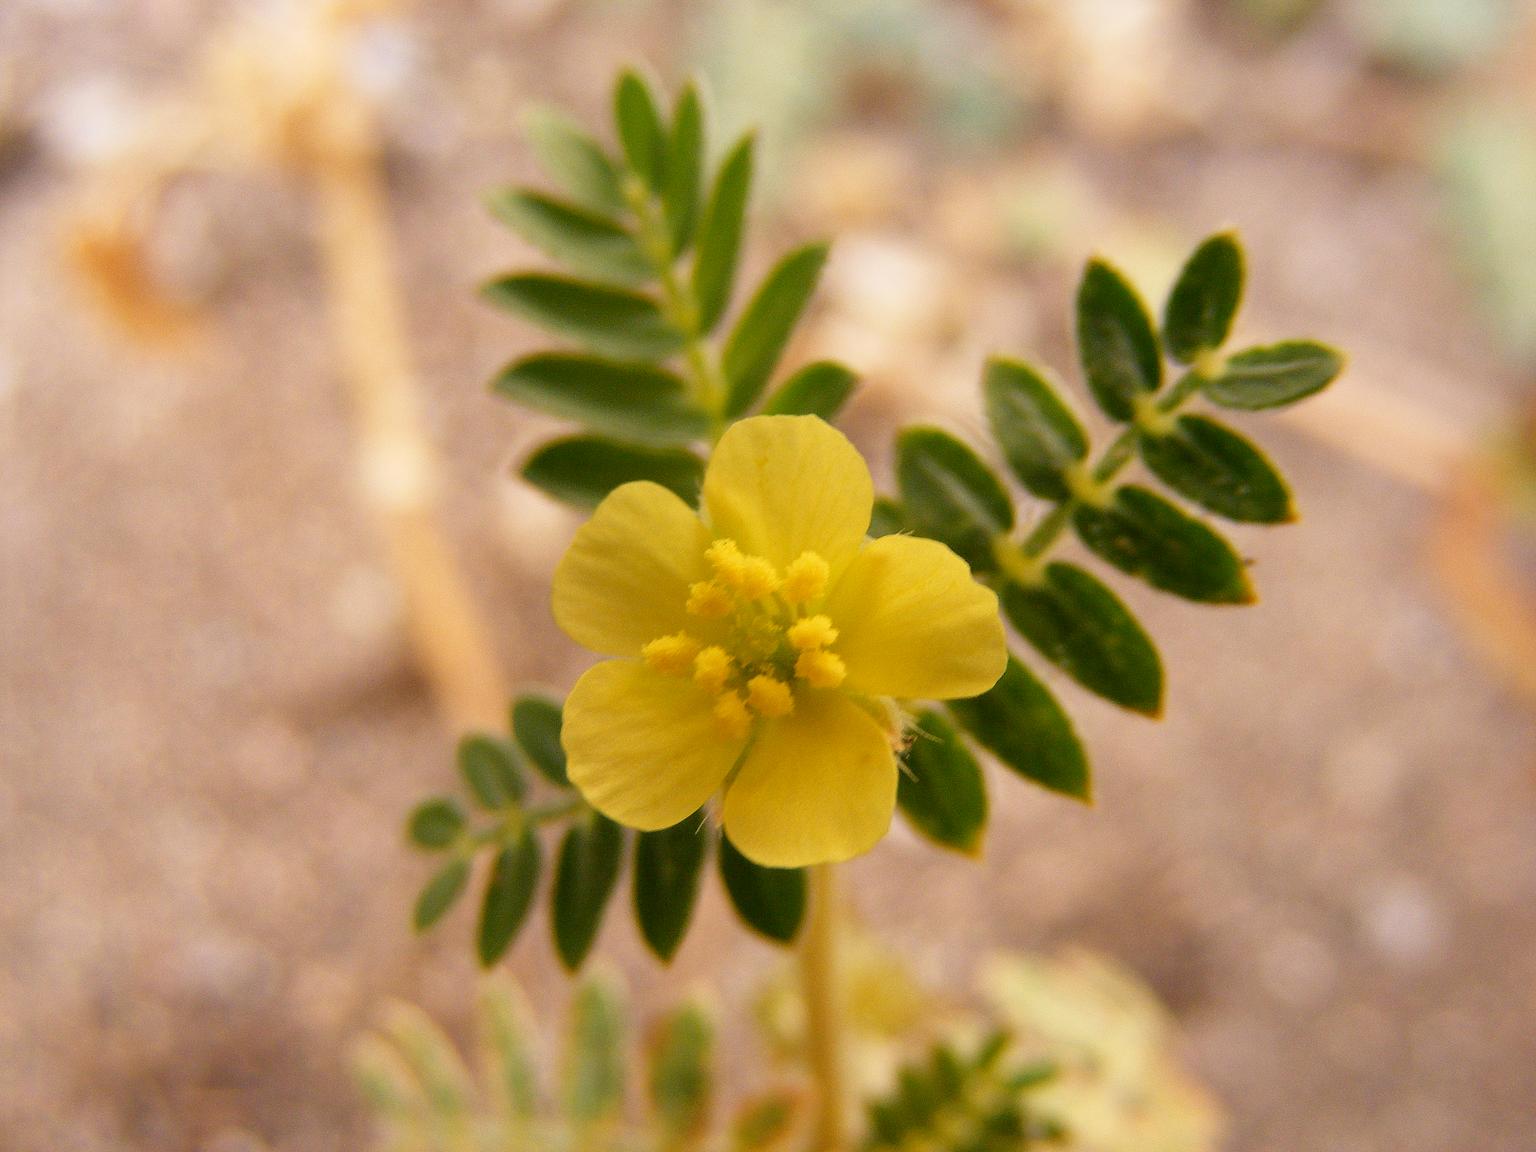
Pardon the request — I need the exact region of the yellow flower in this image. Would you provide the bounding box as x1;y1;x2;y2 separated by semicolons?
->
552;415;1008;868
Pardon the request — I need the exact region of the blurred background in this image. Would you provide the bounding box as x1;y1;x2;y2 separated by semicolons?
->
3;0;1535;1149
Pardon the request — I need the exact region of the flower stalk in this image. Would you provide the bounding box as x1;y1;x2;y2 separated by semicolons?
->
801;862;848;1152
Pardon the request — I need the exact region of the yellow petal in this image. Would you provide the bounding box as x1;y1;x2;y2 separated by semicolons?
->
552;482;712;656
824;535;1007;700
564;660;743;830
721;690;895;868
703;416;872;576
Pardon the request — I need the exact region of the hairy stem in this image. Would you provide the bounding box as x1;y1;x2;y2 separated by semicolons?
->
801;862;848;1151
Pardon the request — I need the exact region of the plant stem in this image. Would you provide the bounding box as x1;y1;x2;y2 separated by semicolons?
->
801;862;847;1152
306;56;511;733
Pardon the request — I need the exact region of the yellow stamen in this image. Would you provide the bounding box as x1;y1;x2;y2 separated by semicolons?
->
795;648;847;689
642;632;702;676
686;580;733;618
783;552;830;603
746;674;794;718
734;555;781;599
705;539;747;584
713;692;752;740
788;614;839;651
693;646;734;693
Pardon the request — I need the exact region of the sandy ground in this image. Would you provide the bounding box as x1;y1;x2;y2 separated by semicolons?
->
3;3;1535;1150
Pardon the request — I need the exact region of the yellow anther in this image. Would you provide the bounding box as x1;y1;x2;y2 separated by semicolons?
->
746;674;794;719
686;580;733;618
783;552;830;603
795;648;847;689
788;614;839;651
734;555;781;599
705;538;746;578
713;692;752;740
693;646;735;693
641;632;701;676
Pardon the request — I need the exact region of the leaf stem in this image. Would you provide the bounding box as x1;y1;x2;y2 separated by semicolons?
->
801;862;847;1152
626;180;728;430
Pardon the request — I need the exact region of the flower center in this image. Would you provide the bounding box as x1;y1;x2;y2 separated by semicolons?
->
640;539;847;738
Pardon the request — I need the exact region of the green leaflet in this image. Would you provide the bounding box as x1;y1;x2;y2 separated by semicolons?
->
947;657;1090;802
485;189;651;284
1000;563;1164;715
648;1000;714;1144
721;242;830;416
664;82;705;255
512;694;569;788
481;274;684;361
479;978;540;1118
564;975;626;1126
1073;486;1254;604
898;710;988;855
479;828;542;966
691;133;756;333
522;104;626;217
493;353;709;445
1162;231;1244;363
552;813;625;971
456;734;525;809
868;497;911;538
521;436;705;511
1203;340;1344;410
634;814;710;962
1076;258;1163;421
761;359;858;420
718;833;806;944
614;70;668;190
1139;414;1294;523
408;797;465;850
983;356;1089;502
414;857;470;931
895;426;1014;573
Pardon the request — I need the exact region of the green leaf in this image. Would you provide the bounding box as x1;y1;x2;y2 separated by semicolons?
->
523;105;626;218
733;1094;798;1151
479;977;540;1118
485;189;650;284
512;694;568;787
614;69;667;189
1000;563;1164;715
552;813;625;971
1073;486;1254;604
869;496;910;538
664;82;705;255
478;829;542;966
1163;231;1245;363
895;426;1013;572
493;353;709;445
947;657;1090;801
721;242;830;417
898;710;988;854
522;436;705;510
408;797;465;850
692;133;755;333
482;274;683;360
649;1000;714;1144
983;356;1089;501
1076;258;1163;421
761;359;857;419
565;975;626;1125
718;833;805;943
1139;414;1294;523
457;735;525;809
1203;341;1344;410
414;857;471;930
634;814;709;962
